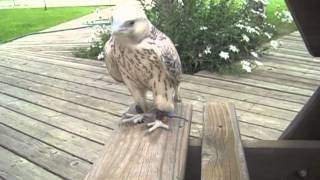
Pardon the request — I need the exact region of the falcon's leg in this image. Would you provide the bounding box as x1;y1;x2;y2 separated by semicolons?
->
121;103;144;122
148;86;175;132
174;84;182;102
121;80;148;123
122;108;171;132
121;103;147;124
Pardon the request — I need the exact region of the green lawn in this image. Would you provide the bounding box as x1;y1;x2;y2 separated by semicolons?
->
266;0;297;36
0;7;98;43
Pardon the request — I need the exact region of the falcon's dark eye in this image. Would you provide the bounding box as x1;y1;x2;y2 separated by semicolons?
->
128;20;135;26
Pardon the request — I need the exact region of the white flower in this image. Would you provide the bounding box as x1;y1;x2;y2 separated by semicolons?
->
250;9;259;14
229;45;239;53
254;0;269;5
241;60;252;72
250;52;259;58
145;1;156;10
281;11;293;23
242;34;250;42
203;46;212;55
177;0;184;6
255;60;263;66
275;10;293;23
97;52;104;60
235;23;245;29
250;9;267;18
219;51;229;60
198;53;203;58
245;26;259;35
200;26;208;31
270;40;279;49
264;32;272;39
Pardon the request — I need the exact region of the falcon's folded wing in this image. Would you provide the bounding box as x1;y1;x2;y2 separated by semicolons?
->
104;38;123;82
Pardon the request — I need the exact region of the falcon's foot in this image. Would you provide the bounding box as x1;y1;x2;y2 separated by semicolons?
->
121;104;144;123
122;113;144;123
122;106;172;133
147;120;169;132
145;110;173;132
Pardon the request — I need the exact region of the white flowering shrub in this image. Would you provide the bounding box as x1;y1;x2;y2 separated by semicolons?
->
74;9;111;60
138;0;276;73
274;9;293;23
76;1;284;73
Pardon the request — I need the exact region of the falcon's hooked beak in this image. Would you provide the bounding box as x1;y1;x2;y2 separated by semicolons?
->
111;21;125;34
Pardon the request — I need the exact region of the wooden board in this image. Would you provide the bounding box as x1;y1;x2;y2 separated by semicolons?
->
0;57;299;120
202;103;249;180
0;124;91;180
0;146;62;180
0;57;290;139
0;106;103;163
196;71;314;96
85;103;192;180
0;93;112;145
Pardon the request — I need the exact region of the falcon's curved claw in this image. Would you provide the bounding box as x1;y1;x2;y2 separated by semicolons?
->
122;114;144;123
147;120;169;132
121;112;135;119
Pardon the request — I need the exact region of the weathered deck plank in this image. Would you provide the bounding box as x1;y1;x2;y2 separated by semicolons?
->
0;56;293;137
0;93;112;144
0;124;91;180
0;57;292;138
196;71;314;96
0;106;103;163
0;146;62;180
85;103;192;180
0;54;302;116
202;103;249;180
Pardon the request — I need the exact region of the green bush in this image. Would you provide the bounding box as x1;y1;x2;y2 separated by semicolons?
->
75;1;291;73
139;0;275;73
73;29;110;60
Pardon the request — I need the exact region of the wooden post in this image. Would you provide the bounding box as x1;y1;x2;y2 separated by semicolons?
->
85;103;192;180
202;103;249;180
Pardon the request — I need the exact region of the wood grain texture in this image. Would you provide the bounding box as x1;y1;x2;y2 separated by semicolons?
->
202;103;249;180
0;124;91;180
0;147;62;180
85;103;192;180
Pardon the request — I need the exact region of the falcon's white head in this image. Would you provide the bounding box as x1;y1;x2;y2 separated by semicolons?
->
111;5;150;44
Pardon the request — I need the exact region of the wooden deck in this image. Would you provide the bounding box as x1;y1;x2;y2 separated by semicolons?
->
0;10;318;179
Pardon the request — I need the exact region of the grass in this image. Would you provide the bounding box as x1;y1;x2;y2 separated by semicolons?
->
0;6;99;43
266;0;297;36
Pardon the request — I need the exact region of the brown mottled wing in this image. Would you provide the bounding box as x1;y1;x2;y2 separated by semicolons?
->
104;37;123;82
153;28;182;82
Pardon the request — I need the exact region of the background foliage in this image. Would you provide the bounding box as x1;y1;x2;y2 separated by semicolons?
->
140;0;275;73
76;0;294;74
